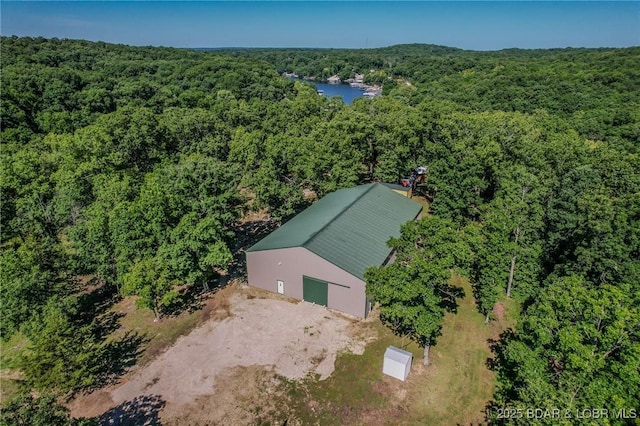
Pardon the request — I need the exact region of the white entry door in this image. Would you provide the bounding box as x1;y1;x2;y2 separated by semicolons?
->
277;280;284;294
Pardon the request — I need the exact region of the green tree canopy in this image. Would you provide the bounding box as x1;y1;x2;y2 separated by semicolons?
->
366;216;469;365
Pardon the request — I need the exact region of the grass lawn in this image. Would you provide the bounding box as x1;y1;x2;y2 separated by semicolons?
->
111;297;203;367
284;320;423;425
278;274;515;425
0;332;29;404
2;271;518;424
110;283;234;367
0;283;230;408
405;274;510;425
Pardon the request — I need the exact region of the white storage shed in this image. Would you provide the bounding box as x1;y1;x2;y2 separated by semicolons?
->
382;346;413;381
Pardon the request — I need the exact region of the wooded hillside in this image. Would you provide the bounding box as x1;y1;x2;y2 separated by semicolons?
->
1;37;638;423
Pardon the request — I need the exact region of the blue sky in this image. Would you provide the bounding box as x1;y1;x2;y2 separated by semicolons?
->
1;1;638;50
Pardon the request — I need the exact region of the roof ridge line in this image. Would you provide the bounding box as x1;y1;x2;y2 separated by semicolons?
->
301;183;377;248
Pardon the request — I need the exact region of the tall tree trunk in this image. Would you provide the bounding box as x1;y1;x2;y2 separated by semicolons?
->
423;342;430;366
485;311;490;324
507;255;516;298
507;225;520;298
153;300;160;322
111;261;121;294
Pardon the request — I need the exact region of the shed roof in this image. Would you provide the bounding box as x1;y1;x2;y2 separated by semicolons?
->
384;346;413;364
247;183;422;280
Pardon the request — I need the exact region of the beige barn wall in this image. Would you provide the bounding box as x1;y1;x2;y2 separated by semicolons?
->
246;247;367;318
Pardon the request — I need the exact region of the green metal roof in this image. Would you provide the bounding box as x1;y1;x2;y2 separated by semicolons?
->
381;182;411;192
247;183;423;280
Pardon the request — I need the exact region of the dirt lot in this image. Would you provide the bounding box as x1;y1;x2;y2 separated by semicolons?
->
70;284;368;423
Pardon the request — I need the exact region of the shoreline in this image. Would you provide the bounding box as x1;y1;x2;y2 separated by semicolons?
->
283;73;382;97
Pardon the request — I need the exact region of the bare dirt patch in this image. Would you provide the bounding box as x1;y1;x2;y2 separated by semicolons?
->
198;281;235;323
492;301;506;322
80;285;366;423
166;365;294;425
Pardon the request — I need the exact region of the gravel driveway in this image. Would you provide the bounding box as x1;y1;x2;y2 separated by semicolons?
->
108;287;366;416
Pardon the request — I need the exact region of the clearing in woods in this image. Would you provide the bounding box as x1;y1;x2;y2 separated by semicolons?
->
253;274;517;425
68;274;514;425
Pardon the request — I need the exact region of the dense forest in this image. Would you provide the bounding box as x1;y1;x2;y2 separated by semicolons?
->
226;44;640;145
1;36;639;423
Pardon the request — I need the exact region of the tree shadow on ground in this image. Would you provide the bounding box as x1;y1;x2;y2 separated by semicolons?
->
73;278;123;326
161;283;211;317
484;328;523;422
91;311;126;338
157;271;233;318
74;331;148;397
229;218;279;280
439;283;466;314
154;218;279;318
100;331;147;384
485;328;515;372
58;279;148;397
98;394;165;425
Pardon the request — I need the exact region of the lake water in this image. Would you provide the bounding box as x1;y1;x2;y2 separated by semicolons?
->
313;82;367;105
292;78;366;105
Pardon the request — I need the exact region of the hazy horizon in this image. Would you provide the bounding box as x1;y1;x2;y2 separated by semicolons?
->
2;1;639;51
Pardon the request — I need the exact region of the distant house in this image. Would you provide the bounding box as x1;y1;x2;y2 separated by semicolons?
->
245;183;423;318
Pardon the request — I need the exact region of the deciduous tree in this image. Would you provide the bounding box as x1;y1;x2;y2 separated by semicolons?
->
491;275;640;418
366;217;469;365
